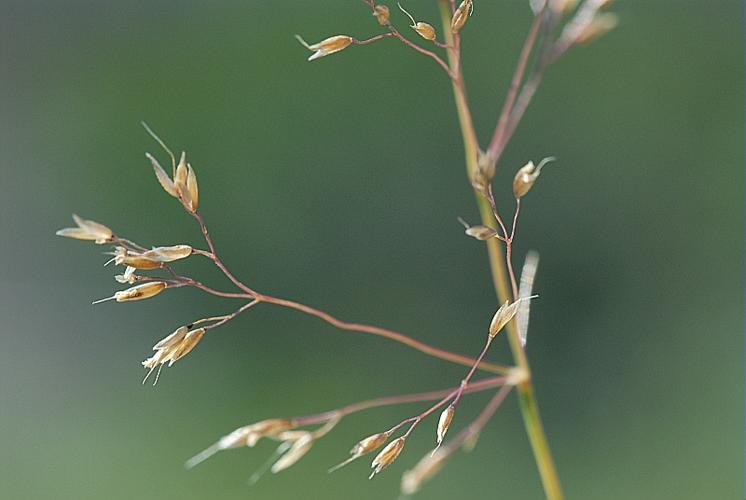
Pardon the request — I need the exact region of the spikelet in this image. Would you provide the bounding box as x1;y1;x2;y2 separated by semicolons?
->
146;153;178;198
488;295;538;338
56;214;113;244
141;326;206;385
398;3;437;41
370;436;406;479
295;35;354;61
92;281;168;305
143;244;193;263
185;418;296;469
401;449;448;495
512;157;556;199
451;0;473;33
373;5;390;26
436;404;455;448
271;432;314;473
329;431;391;472
458;217;498;241
186;163;199;211
574;12;618;44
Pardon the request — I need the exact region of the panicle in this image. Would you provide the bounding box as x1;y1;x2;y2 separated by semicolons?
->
370;436;406;479
295;35;354;61
56;214;113;244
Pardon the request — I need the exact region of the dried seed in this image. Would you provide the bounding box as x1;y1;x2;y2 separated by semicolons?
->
143;244;193;263
152;326;189;350
295;35;354;61
512;157;556;199
168;328;205;365
92;281;168;305
401;449;447;495
271;433;314;473
373;4;390;25
436;404;455;446
56;214;113;244
575;12;618;44
370;436;406;479
398;3;437;41
186;164;199;211
146;152;178;198
465;225;498;241
488;295;538;338
451;0;473;33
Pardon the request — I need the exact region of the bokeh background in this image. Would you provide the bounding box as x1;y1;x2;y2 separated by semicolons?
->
1;1;742;499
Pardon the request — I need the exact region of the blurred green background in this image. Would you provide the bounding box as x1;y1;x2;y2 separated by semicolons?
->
1;1;742;498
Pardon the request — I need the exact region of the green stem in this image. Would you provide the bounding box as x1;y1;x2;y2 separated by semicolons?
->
438;3;563;499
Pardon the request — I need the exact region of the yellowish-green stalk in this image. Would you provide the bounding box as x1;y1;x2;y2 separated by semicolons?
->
438;3;563;499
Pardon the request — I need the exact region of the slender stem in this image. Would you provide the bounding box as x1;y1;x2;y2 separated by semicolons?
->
255;293;509;374
438;3;563;498
203;299;260;330
192;211;259;297
451;336;493;408
440;384;513;455
352;33;395;45
293;375;505;426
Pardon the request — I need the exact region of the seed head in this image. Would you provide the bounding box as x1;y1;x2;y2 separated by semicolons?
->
451;0;473;33
56;214;113;244
370;436;406;479
373;5;391;26
436;404;455;447
401;449;447;495
512;156;556;199
398;3;437;41
295;34;354;61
